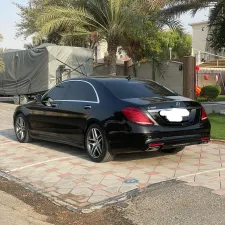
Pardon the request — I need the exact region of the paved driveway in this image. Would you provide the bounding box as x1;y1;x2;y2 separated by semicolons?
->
1;102;225;211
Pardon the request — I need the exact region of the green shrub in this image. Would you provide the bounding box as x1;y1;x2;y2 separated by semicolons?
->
200;85;221;101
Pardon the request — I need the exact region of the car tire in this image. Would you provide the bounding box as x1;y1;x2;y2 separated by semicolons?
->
14;113;32;143
85;124;115;163
160;146;185;154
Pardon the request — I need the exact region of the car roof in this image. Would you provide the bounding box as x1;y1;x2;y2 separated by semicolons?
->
68;76;153;84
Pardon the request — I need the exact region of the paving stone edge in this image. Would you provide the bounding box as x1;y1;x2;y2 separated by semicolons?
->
0;169;153;213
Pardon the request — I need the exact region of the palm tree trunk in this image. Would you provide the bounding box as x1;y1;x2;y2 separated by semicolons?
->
108;41;117;76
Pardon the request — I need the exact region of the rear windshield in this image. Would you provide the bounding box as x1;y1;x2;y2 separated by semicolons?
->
104;80;178;99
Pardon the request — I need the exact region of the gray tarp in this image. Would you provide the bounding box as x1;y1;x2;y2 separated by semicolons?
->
0;45;93;96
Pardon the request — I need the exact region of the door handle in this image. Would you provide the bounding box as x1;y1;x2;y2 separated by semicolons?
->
84;105;91;109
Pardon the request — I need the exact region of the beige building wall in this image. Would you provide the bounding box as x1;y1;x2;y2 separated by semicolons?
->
96;40;127;61
155;62;183;95
93;61;184;95
190;21;208;52
190;21;220;62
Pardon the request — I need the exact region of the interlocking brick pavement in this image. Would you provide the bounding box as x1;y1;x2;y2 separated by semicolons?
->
1;102;225;211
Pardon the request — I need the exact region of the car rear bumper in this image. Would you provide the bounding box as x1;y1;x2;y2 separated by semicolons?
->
145;134;210;151
108;119;211;153
110;130;210;154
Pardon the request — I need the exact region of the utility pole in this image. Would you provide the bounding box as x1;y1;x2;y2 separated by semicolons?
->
169;47;172;60
183;56;196;100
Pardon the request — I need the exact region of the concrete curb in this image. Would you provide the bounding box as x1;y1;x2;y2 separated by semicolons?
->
0;169;137;213
211;139;225;144
202;103;225;114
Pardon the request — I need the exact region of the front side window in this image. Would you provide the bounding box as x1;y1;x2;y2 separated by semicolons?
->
42;82;69;101
66;81;98;102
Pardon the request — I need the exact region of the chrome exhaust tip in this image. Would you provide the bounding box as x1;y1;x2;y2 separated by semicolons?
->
201;140;210;144
145;146;161;152
146;142;164;152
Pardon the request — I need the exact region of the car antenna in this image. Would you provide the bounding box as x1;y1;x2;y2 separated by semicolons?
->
126;75;131;81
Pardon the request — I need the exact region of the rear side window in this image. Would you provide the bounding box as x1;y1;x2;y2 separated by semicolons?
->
66;81;98;102
104;80;178;99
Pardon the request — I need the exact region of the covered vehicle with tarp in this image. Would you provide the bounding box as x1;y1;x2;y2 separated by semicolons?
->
0;45;93;104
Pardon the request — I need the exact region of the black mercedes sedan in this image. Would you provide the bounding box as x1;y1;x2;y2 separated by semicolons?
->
13;77;211;162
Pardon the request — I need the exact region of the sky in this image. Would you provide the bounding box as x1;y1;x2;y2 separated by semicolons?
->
0;0;210;50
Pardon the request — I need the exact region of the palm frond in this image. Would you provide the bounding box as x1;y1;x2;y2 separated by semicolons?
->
37;5;108;39
163;0;214;17
208;1;225;25
157;15;183;30
60;34;88;47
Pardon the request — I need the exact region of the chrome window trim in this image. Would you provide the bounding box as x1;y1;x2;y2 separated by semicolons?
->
55;100;99;104
42;79;100;104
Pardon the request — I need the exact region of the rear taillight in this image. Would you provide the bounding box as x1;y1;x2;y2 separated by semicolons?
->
201;137;210;144
201;106;208;120
149;142;163;147
122;107;154;125
201;137;210;141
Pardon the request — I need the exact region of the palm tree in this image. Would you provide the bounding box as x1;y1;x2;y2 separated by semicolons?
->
36;0;180;75
0;33;4;73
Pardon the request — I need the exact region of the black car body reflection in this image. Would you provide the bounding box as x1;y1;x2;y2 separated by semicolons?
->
13;77;211;162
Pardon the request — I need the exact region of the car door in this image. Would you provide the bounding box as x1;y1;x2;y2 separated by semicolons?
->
28;81;70;141
59;80;100;146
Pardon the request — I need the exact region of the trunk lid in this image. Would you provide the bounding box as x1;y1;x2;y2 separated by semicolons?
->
122;96;202;127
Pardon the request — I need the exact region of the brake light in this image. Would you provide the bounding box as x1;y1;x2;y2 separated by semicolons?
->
122;107;154;125
201;106;208;120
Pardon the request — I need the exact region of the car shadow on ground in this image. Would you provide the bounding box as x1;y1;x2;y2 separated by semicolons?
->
0;128;89;160
115;151;169;162
0;128;174;163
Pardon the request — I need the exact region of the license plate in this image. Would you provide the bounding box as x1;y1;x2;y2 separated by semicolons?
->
160;108;190;122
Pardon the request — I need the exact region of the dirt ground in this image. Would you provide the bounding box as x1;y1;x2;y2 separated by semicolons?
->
0;177;132;225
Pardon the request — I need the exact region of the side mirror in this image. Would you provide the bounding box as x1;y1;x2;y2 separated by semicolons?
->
35;94;42;103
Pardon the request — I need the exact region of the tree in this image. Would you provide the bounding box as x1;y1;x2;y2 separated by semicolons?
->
34;0;180;75
163;0;225;51
124;26;191;62
123;27;191;79
207;2;225;50
159;29;192;59
0;34;4;73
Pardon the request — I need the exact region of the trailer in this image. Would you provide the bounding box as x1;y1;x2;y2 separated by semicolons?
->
0;45;93;104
